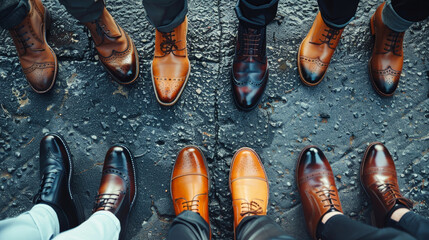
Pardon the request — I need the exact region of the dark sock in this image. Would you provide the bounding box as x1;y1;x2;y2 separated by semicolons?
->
385;203;409;227
316;209;341;240
316;220;326;240
42;202;69;232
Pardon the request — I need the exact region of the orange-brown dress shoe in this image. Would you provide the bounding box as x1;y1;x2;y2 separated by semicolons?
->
9;0;57;93
152;17;190;106
229;147;269;239
369;3;404;97
93;146;136;240
360;143;413;228
171;146;210;231
296;146;343;240
85;8;139;85
298;12;343;86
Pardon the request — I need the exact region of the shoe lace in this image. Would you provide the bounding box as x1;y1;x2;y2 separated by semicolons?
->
159;31;185;57
377;182;412;207
181;199;200;213
33;171;58;203
316;188;340;209
383;31;403;56
242;28;262;57
93;193;120;212
318;28;341;49
13;25;44;52
240;201;263;217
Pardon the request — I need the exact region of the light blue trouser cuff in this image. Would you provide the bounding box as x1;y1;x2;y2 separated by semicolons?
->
322;16;354;29
382;0;414;32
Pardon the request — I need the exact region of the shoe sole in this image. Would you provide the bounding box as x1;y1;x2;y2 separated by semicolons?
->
169;145;211;239
30;8;58;94
97;31;140;85
368;16;395;97
47;133;85;224
151;61;191;106
229;147;269;240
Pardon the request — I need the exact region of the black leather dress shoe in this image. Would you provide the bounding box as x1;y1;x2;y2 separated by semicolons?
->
93;145;137;240
33;134;82;232
231;22;269;111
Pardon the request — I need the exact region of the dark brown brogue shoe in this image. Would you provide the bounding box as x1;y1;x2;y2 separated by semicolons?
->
85;8;139;84
93;146;136;240
296;146;343;240
360;143;413;228
34;134;83;231
231;22;268;111
369;3;404;97
9;0;57;93
298;12;343;86
170;146;210;227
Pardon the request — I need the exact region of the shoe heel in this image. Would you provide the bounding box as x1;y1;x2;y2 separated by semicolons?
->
369;15;375;36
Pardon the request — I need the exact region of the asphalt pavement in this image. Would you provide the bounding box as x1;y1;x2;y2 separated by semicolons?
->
0;0;428;239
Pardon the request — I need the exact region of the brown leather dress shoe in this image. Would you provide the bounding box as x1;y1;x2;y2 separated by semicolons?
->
170;146;210;229
229;147;269;239
369;3;404;97
93;146;136;240
9;0;57;93
231;23;268;111
296;146;343;240
360;142;413;227
298;12;343;86
152;17;190;106
85;8;139;85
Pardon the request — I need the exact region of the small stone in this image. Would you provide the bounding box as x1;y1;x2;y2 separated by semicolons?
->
14;152;21;158
91;135;97;140
196;88;202;94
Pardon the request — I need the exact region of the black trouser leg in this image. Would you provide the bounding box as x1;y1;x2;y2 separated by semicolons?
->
58;0;104;23
142;0;187;32
391;0;429;22
319;214;416;240
317;0;360;28
235;0;279;28
167;211;210;240
236;215;296;240
387;211;429;240
0;0;29;29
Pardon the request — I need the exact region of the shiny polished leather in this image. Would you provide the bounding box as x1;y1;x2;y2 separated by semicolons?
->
298;12;343;86
9;0;57;93
229;148;269;239
360;143;413;227
93;146;136;240
369;3;404;96
232;23;268;111
171;146;210;229
296;146;343;240
152;17;190;106
85;8;139;84
34;134;81;231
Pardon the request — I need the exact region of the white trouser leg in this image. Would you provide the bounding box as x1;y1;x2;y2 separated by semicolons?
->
0;204;60;240
54;211;121;240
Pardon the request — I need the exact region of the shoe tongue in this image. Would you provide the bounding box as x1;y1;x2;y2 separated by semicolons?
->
98;9;122;38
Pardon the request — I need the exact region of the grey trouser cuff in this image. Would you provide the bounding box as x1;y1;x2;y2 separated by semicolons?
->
0;0;29;30
382;0;414;32
322;15;354;29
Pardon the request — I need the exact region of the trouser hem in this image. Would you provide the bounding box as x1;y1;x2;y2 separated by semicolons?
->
382;0;414;32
